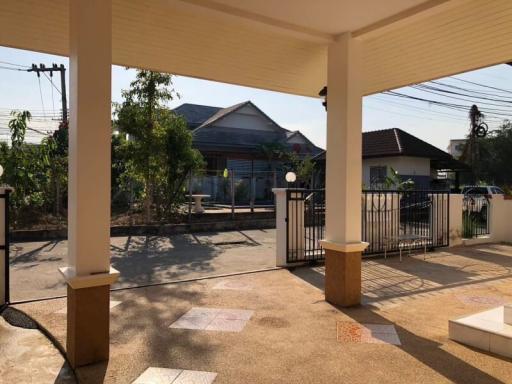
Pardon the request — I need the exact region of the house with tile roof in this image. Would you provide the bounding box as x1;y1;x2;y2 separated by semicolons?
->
174;101;323;173
314;128;467;190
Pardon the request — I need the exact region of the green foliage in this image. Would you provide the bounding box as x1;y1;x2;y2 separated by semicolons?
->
461;120;512;187
0;111;62;228
383;167;415;191
114;70;204;222
234;180;250;202
462;212;474;239
295;156;314;184
370;167;415;191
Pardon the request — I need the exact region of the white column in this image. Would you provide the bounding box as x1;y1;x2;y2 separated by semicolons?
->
67;0;112;276
60;0;118;369
319;33;367;307
321;33;366;252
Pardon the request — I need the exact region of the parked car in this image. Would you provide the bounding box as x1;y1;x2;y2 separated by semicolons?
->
462;186;504;196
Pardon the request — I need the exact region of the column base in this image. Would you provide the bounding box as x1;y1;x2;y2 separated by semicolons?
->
324;249;362;307
66;284;110;368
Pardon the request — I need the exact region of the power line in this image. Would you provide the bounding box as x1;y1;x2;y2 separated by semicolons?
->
0;65;24;72
450;76;512;94
0;60;30;68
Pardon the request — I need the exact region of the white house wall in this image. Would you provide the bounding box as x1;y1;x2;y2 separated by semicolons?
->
362;156;430;187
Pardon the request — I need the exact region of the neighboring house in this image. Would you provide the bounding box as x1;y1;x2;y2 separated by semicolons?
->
313;128;467;190
447;139;467;159
174;101;323;173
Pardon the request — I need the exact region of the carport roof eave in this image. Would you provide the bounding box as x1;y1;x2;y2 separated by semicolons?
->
0;42;325;99
3;0;511;98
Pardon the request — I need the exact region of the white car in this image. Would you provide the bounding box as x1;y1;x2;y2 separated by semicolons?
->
462;186;505;196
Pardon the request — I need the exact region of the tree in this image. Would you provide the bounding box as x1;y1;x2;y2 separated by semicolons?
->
468;120;512;187
1;111;51;227
41;121;68;219
114;70;204;222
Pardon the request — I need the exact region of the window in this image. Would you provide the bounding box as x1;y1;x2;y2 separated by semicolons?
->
370;166;387;185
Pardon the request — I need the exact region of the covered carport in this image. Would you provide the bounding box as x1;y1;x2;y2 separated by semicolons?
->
1;0;512;368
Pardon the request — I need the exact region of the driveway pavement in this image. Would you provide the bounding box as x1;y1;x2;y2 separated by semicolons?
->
9;229;276;302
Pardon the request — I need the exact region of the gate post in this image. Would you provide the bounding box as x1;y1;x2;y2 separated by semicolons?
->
448;194;463;246
0;187;11;306
273;188;288;267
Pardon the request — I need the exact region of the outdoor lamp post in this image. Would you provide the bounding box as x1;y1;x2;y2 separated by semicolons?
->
285;171;296;188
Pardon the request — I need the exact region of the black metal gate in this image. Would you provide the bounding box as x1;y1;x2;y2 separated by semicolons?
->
1;189;10;306
285;189;449;263
362;190;450;256
286;189;325;263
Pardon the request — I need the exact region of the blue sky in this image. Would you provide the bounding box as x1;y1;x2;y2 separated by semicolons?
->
1;46;512;150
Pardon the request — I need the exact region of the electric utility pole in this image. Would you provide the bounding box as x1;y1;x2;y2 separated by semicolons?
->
27;63;68;123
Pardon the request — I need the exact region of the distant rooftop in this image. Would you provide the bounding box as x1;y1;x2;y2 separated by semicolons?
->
314;128;452;160
313;128;467;170
173;103;222;129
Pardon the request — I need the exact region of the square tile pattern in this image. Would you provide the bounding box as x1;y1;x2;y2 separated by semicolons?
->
133;367;217;384
212;280;253;291
55;300;122;314
337;322;401;345
170;307;253;332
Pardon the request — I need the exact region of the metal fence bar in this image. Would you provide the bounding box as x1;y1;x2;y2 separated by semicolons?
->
285;189;450;263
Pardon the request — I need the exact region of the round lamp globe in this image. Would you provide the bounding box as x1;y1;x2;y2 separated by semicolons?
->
285;172;296;183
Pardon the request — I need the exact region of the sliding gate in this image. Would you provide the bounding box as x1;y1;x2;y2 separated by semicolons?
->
285;189;449;263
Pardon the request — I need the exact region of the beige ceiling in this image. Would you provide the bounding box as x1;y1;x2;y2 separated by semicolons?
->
1;0;510;98
183;0;435;36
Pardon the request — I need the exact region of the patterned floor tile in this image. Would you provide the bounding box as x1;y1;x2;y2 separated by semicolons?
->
215;309;254;320
169;307;253;332
169;316;212;330
132;367;182;384
132;368;216;384
55;300;122;315
204;318;248;332
337;322;401;345
173;370;217;384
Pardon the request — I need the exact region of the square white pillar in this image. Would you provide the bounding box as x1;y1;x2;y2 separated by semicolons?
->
320;33;368;307
321;33;367;252
67;0;113;276
62;0;118;368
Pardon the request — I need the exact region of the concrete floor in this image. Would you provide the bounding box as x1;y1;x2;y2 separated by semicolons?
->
13;243;512;384
9;229;276;302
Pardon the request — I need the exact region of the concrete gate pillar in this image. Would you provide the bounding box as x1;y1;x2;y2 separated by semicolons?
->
320;33;368;307
59;0;119;368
